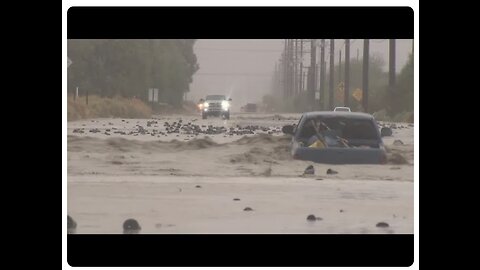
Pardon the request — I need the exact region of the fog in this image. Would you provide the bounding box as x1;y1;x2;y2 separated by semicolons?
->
189;39;413;107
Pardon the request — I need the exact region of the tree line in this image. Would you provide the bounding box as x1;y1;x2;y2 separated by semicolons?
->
68;39;199;106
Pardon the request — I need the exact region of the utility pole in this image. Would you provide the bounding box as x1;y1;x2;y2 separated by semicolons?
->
389;39;396;88
338;49;342;84
362;39;369;112
283;40;288;98
309;39;316;108
291;39;294;96
316;63;320;105
344;39;350;107
273;62;278;94
329;39;335;110
388;39;396;116
320;39;325;110
300;39;304;92
294;39;298;95
303;71;307;95
357;48;359;62
286;39;293;97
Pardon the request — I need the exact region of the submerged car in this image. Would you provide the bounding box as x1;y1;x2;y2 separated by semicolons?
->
282;111;387;164
199;95;232;119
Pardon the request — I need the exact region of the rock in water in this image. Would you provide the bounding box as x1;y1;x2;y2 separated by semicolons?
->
381;127;393;137
304;165;315;175
376;222;389;228
393;139;404;146
68;215;77;234
326;168;338;175
123;218;141;234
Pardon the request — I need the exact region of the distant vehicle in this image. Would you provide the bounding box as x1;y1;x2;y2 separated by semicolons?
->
334;107;351;112
282;111;387;164
199;95;232;119
243;103;257;113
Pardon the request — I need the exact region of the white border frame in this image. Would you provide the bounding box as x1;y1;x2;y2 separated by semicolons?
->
63;1;418;269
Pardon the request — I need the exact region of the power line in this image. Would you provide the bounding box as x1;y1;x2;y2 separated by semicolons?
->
194;47;283;52
195;72;272;77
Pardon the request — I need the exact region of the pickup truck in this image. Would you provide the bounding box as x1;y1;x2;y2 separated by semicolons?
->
199;95;232;119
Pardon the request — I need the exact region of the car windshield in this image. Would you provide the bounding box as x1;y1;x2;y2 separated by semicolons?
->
206;95;226;100
299;117;379;142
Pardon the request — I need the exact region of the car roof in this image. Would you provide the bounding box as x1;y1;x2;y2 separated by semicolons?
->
302;111;374;120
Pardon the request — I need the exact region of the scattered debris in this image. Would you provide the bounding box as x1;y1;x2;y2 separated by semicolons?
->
306;215;322;221
326;168;338;175
304;165;315;175
233;198;241;201
243;207;253;211
380;127;393;137
393;140;404;146
376;222;389;228
123;218;141;234
67;215;77;234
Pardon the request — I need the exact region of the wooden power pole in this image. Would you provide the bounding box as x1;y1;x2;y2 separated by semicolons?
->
320;39;325;110
362;39;369;112
344;39;350;107
329;39;335;110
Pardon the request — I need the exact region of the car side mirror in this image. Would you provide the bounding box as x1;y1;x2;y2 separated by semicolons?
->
282;125;294;135
228;98;232;101
199;99;204;103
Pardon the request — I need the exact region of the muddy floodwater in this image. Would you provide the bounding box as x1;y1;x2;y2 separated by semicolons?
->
67;113;414;234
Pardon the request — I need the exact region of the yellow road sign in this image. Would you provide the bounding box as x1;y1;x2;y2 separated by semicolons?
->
352;88;362;101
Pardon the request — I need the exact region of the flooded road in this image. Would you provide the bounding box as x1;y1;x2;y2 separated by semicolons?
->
67;113;414;233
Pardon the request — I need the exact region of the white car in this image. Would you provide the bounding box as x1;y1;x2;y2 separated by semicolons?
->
334;107;351;112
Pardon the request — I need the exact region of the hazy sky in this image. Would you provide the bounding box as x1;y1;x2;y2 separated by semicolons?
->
189;39;413;106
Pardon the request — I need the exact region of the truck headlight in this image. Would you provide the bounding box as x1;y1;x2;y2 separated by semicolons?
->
221;101;230;110
203;102;209;107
